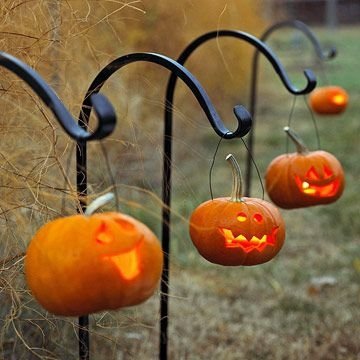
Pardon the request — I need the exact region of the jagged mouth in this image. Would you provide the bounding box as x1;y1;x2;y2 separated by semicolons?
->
219;227;279;253
295;176;340;197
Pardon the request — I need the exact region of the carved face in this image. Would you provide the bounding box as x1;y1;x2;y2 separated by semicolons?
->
95;216;143;280
294;165;341;198
189;197;286;266
25;212;163;316
220;212;279;253
265;150;345;209
309;86;349;115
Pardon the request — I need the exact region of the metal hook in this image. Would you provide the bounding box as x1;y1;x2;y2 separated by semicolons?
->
163;30;317;201
245;20;335;196
76;51;253;360
0;51;116;142
79;52;252;139
164;30;317;114
0;51;117;360
259;20;337;60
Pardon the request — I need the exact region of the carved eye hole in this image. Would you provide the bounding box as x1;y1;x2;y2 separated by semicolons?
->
96;222;113;244
115;218;135;232
306;166;319;181
253;213;263;223
323;165;334;178
237;212;247;222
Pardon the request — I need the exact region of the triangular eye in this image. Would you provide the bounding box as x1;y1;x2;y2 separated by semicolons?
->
305;166;320;181
96;222;113;244
115;218;135;232
323;165;334;179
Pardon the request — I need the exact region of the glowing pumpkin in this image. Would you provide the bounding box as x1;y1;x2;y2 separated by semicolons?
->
189;154;285;266
265;127;345;209
25;194;163;316
309;86;349;114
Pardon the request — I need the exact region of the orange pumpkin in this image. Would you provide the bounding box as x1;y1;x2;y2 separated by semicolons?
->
189;154;285;266
265;127;345;209
25;194;163;316
309;86;349;114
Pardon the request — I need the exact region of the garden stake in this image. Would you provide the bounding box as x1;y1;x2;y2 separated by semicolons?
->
162;26;320;200
77;51;252;360
160;30;316;359
0;51;117;360
246;19;337;196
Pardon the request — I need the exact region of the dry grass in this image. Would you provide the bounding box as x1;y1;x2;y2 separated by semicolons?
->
0;1;359;359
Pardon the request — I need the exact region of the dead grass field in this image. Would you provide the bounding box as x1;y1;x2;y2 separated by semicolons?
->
0;1;359;359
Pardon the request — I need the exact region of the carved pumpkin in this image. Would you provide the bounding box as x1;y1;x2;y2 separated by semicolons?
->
309;86;349;115
25;194;163;316
189;154;285;266
265;127;345;209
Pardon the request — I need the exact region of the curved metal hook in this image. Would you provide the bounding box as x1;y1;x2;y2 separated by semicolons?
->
244;21;335;196
165;30;317;107
260;20;337;60
0;51;116;360
77;52;252;360
79;52;252;139
0;51;116;142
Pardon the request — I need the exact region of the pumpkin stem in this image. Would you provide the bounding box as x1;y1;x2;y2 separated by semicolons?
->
284;126;309;154
85;193;115;216
226;154;243;202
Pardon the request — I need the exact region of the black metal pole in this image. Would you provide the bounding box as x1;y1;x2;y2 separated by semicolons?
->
76;129;89;360
161;30;317;200
162;30;316;358
0;51;117;360
161;29;316;357
245;20;336;196
78;316;90;360
78;52;252;360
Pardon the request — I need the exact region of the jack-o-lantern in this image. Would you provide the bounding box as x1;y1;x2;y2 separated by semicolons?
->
265;127;345;209
25;194;163;316
309;86;349;115
189;154;285;266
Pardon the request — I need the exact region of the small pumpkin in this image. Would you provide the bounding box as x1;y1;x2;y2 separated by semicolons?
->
189;154;285;266
265;127;345;209
25;193;163;316
309;85;349;115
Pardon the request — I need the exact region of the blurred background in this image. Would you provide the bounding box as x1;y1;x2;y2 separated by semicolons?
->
0;1;359;359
